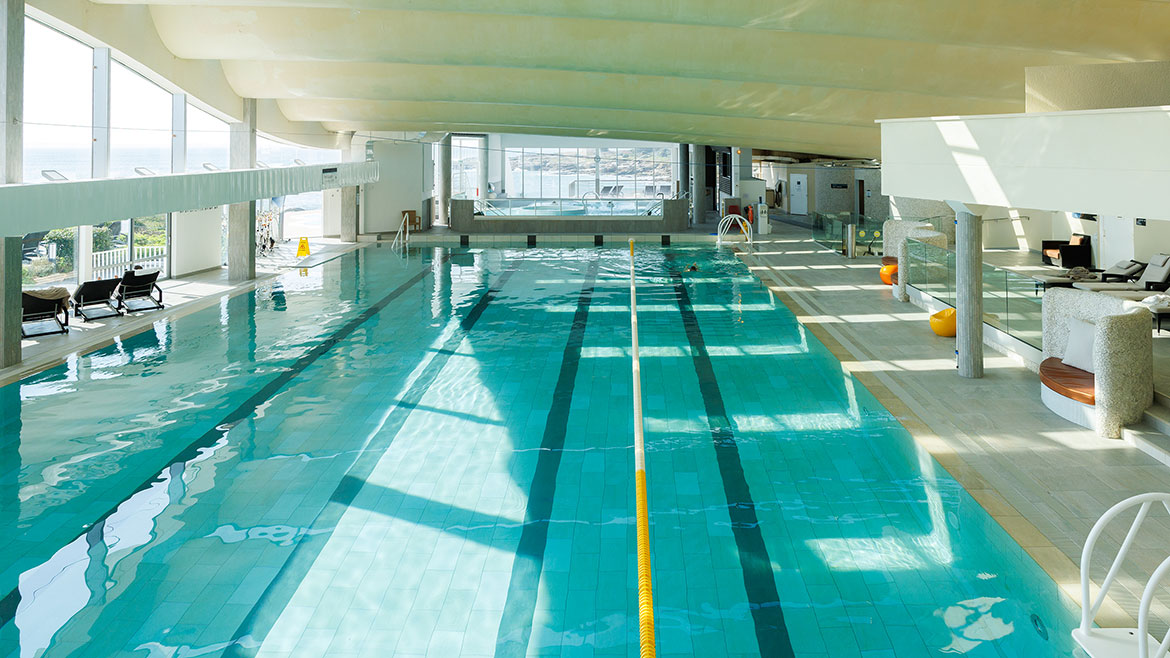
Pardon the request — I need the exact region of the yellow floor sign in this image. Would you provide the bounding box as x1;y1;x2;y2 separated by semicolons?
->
296;237;311;258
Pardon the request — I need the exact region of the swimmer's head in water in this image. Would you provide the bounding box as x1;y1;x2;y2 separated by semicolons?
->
687;264;699;272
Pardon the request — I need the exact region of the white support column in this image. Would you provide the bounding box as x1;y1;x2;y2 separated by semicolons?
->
1;0;23;367
228;99;257;282
435;133;451;226
678;144;690;213
952;202;985;379
690;145;707;225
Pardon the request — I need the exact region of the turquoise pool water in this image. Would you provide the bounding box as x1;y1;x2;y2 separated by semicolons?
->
0;244;1079;657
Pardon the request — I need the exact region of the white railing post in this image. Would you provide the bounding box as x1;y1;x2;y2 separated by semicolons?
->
1073;492;1170;658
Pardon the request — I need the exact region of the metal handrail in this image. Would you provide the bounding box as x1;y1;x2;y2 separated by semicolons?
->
628;240;657;657
1073;492;1170;658
717;213;753;249
390;211;411;250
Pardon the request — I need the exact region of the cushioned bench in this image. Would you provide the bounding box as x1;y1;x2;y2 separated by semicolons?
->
1039;357;1095;406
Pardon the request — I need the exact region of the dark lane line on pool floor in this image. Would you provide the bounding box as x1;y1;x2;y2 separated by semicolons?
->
0;255;451;631
226;263;520;656
494;257;600;658
670;270;796;658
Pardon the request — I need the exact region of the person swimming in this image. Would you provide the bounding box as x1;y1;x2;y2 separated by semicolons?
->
687;264;699;272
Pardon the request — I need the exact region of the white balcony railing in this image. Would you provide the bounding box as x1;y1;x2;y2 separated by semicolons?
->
92;245;167;280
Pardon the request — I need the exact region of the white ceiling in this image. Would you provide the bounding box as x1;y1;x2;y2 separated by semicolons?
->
69;0;1170;156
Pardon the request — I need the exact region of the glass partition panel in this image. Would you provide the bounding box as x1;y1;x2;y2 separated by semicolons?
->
905;238;1043;350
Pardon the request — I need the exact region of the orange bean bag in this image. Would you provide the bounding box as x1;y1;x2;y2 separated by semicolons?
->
930;308;957;337
879;263;898;285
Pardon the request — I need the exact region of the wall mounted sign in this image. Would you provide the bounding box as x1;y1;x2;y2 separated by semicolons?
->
830;183;848;189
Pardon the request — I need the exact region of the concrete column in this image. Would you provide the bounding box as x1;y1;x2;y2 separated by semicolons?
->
436;133;451;226
690;145;707;225
340;187;358;242
228;99;257;282
955;208;984;379
1;0;23;367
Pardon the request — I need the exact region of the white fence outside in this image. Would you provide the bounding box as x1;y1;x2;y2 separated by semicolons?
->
92;245;167;280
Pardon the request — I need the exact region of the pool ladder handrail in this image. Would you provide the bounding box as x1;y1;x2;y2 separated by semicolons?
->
391;210;411;250
1073;492;1170;658
717;213;753;250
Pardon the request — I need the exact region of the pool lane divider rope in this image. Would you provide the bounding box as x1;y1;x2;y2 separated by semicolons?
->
494;258;599;657
669;268;795;658
0;252;452;631
629;240;658;658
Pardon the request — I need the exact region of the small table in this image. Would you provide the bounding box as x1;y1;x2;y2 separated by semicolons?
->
1152;306;1170;334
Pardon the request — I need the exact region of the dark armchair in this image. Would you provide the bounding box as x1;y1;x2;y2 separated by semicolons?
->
1042;234;1092;269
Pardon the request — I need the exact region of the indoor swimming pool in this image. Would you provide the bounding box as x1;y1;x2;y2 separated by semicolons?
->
1;244;1080;657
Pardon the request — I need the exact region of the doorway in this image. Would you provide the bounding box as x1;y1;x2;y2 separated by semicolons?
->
790;174;808;215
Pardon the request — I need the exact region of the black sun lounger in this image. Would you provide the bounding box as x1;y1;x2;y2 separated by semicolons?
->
21;293;69;338
71;277;124;320
115;270;164;313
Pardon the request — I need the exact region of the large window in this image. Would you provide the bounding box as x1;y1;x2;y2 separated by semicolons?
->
21;19;93;289
258;136;341;239
23;19;92;182
109;62;172;178
451;136;483;199
186;104;229;172
499;143;674;200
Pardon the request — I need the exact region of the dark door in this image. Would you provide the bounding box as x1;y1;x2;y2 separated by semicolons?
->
856;179;866;216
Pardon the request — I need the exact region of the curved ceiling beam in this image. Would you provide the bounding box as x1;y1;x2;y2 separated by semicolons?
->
100;0;1170;62
338;123;859;158
222;61;1024;126
277;98;880;155
151;6;1107;100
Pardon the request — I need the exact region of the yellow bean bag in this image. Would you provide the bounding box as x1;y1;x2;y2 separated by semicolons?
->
930;308;957;337
879;263;898;285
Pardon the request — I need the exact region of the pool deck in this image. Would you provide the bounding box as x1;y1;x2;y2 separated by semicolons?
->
738;221;1170;632
3;239;360;387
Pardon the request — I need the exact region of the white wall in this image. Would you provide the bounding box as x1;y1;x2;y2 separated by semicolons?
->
322;188;341;237
361;139;432;234
171;207;223;276
880;107;1170;220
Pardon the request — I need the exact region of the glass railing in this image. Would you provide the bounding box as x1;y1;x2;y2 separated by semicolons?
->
473;197;665;217
810;211;885;257
905;238;1043;349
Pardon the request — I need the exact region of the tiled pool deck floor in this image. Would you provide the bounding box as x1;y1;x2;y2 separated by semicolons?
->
740;222;1170;631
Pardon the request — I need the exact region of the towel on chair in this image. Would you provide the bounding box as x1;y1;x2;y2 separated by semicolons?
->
24;286;70;306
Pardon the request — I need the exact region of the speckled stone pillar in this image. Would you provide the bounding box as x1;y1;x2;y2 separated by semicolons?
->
228;99;257;282
956;210;984;378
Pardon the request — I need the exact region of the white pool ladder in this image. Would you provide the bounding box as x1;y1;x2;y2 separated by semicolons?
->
717;213;753;249
391;211;411;250
1074;492;1170;658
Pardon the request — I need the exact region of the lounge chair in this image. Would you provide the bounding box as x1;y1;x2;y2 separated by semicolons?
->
115;270;164;312
72;277;124;321
1032;260;1145;290
1042;233;1092;268
1074;253;1170;293
21;291;69;338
